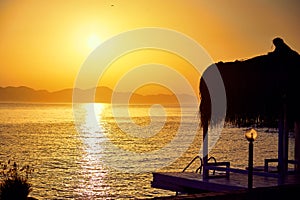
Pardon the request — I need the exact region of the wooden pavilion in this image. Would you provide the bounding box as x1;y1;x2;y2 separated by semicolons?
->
151;37;300;194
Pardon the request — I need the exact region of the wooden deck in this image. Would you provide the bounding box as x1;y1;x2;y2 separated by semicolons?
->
151;171;300;194
150;183;300;200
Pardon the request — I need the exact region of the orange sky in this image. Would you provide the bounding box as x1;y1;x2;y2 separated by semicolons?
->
0;0;300;95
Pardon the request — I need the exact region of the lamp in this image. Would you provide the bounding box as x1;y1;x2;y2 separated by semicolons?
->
245;128;258;142
245;128;258;190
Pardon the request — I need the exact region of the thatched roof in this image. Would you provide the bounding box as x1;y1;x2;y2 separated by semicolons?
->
199;38;300;128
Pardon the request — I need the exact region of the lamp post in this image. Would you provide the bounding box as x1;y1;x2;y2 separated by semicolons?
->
245;128;258;190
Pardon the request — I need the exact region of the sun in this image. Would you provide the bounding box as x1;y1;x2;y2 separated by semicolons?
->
87;34;102;50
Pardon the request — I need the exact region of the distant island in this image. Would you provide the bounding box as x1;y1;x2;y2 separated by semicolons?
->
0;86;197;104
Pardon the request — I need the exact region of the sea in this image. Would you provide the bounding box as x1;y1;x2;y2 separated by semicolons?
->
0;103;295;199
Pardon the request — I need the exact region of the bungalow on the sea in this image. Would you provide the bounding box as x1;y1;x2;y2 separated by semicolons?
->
152;38;300;194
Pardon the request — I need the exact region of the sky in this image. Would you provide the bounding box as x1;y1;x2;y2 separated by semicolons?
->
0;0;300;95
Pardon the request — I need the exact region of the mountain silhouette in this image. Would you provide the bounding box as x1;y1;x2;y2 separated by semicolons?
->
200;37;300;128
0;86;195;104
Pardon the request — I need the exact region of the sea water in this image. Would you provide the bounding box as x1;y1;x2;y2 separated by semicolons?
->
0;103;295;199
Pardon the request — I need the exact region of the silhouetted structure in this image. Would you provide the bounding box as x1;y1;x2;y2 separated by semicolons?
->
151;38;300;195
199;37;300;178
200;37;300;128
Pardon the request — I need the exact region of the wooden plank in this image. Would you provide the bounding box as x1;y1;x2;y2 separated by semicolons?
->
207;166;280;178
152;172;245;193
152;172;300;194
151;184;300;200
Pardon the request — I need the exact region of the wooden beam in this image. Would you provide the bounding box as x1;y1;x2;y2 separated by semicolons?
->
295;121;300;172
202;120;209;179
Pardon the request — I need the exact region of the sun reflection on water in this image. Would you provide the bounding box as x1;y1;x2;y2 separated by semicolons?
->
76;103;110;198
1;103;292;199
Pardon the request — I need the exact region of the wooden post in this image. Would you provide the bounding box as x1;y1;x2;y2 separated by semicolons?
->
295;121;300;172
203;120;209;179
248;140;254;189
283;102;289;175
278;115;284;184
278;101;288;184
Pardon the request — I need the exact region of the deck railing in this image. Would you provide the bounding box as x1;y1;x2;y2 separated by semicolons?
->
264;158;300;173
182;155;203;174
183;156;299;179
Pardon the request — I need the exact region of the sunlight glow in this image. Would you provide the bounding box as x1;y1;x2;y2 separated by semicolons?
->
83;103;105;131
87;34;102;50
76;103;110;198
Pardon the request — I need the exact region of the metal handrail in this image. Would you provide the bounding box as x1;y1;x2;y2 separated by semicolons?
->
207;156;217;175
182;156;227;175
207;156;217;163
182;155;203;173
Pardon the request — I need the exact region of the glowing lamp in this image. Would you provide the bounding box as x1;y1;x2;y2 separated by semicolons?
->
245;128;257;190
245;128;258;142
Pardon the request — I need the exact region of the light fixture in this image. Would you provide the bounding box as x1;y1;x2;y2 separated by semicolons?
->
245;128;258;142
245;128;258;190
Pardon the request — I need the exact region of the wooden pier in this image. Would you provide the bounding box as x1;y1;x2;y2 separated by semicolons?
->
151;156;300;195
150;39;300;198
150;181;300;200
152;171;300;194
